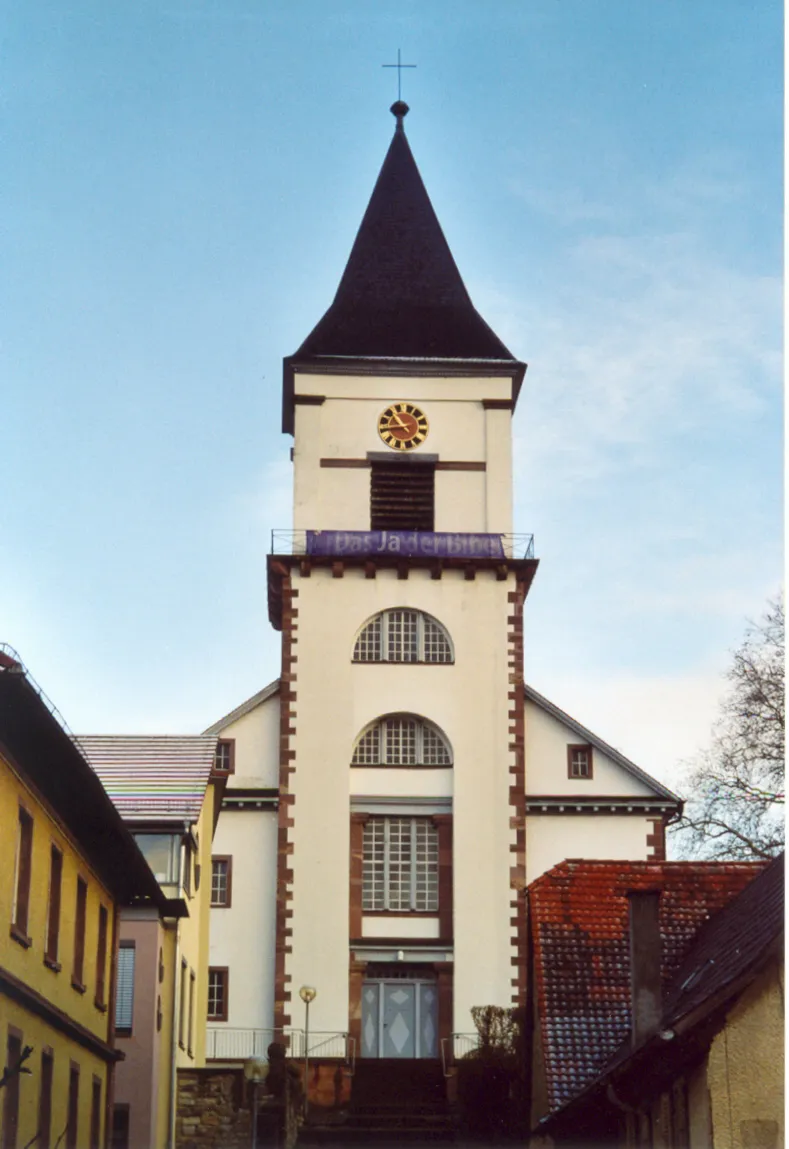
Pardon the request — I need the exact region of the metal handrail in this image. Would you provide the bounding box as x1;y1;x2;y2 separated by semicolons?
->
205;1026;354;1065
205;1026;301;1060
440;1032;481;1076
271;530;535;560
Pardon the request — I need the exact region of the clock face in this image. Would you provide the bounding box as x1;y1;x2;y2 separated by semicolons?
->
378;403;429;451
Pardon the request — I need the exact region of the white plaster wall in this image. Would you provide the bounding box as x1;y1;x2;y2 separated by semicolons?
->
288;565;515;1033
485;407;513;535
208;808;278;1030
435;471;487;533
291;371;514;535
350;768;453;799
524;700;655;797
220;693;280;789
525;815;652;883
361;917;441;939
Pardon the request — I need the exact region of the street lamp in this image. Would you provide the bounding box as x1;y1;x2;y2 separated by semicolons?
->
299;985;317;1119
243;1057;269;1149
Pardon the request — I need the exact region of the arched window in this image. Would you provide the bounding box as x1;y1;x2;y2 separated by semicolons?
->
353;609;453;664
351;714;452;767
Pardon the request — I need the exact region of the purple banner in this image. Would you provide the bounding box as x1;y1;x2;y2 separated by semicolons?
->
306;530;506;559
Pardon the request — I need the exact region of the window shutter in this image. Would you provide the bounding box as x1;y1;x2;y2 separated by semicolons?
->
370;463;435;531
115;946;136;1031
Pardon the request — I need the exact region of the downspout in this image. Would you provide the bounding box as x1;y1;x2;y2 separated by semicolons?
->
168;918;181;1149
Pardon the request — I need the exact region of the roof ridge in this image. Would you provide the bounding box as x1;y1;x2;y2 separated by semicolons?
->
523;682;682;805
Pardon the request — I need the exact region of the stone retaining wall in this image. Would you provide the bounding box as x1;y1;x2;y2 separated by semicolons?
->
176;1068;296;1149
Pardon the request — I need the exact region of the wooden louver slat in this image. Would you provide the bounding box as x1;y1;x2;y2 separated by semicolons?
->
370;463;435;531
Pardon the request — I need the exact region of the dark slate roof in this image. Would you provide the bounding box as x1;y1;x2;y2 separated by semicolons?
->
296;105;516;363
0;652;171;912
283;104;525;431
661;851;783;1029
529;859;765;1114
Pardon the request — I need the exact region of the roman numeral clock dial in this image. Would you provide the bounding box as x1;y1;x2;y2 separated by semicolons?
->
378;403;429;451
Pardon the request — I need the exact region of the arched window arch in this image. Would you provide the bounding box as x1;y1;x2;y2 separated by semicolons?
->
352;609;454;664
351;714;452;767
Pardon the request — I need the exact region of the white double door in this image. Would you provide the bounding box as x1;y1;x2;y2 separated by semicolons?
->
361;979;439;1059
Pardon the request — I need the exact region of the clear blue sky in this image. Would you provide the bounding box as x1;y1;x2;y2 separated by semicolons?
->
2;1;782;791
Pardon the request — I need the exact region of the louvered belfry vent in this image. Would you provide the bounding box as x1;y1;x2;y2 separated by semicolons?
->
370;462;435;531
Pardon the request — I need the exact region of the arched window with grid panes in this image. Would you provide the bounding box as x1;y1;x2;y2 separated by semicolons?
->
352;609;453;664
351;714;452;767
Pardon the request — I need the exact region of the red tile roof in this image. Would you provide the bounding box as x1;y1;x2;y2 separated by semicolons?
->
529;858;765;1113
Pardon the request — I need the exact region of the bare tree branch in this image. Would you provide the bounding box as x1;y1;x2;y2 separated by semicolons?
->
671;594;784;861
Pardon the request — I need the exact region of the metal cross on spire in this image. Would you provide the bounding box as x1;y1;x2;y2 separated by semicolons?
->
382;49;416;102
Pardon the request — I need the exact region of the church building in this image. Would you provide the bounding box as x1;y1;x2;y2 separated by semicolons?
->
204;101;681;1098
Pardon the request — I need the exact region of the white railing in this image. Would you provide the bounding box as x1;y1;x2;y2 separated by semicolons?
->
440;1032;481;1076
206;1027;293;1060
206;1026;354;1065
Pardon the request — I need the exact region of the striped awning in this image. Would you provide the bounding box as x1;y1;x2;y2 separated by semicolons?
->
77;734;217;823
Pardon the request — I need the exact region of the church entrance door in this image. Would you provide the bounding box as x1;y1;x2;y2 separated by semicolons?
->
361;979;439;1059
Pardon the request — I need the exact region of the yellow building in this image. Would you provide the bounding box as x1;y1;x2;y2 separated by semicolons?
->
77;735;220;1149
0;649;167;1149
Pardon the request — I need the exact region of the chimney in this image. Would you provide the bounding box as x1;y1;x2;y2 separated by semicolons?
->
628;890;662;1046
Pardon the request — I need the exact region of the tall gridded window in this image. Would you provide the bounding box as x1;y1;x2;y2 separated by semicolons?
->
207;968;228;1021
352;715;452;767
362;818;439;912
353;610;453;664
211;857;232;907
115;944;136;1034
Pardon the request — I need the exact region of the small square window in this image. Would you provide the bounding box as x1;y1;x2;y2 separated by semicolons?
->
213;739;235;775
567;744;593;780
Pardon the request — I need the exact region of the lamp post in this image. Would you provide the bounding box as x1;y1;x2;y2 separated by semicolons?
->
299;985;317;1120
243;1057;269;1149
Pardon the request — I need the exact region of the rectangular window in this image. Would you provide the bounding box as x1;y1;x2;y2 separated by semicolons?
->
178;959;188;1048
45;845;63;967
115;944;135;1034
110;1105;130;1149
2;1029;23;1149
66;1064;79;1149
39;1050;54;1149
567;744;593;780
187;970;196;1056
211;857;232;907
370;461;435;531
132;834;181;885
362;818;439;912
90;1078;102;1149
95;905;109;1009
72;878;87;990
11;806;34;943
207;968;228;1021
213;739;235;774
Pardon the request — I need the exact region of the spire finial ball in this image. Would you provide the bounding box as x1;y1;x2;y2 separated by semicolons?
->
390;100;410;123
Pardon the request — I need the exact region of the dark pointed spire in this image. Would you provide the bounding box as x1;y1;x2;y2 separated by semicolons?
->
293;109;518;365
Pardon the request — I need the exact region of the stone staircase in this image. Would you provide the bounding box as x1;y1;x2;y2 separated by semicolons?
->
300;1060;455;1144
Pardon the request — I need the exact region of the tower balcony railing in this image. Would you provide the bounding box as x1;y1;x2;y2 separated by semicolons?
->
270;530;534;561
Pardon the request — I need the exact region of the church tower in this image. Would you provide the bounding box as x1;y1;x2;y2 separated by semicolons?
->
267;101;538;1061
